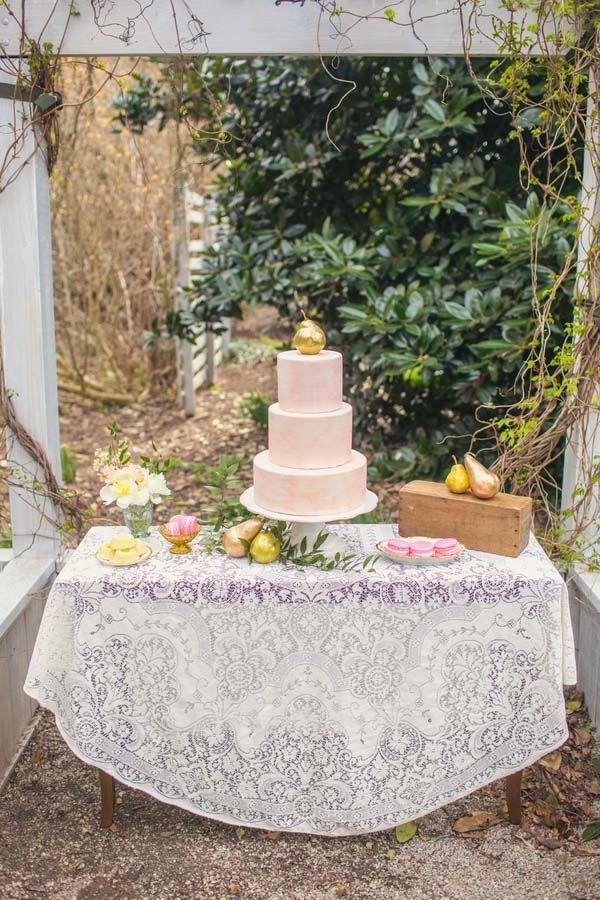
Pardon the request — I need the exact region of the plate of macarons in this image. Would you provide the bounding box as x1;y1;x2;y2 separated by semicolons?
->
376;536;465;566
96;532;153;567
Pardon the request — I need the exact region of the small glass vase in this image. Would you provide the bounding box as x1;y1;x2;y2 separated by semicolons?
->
123;501;154;538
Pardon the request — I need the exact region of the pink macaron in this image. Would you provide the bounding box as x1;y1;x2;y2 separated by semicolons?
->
408;539;435;558
166;514;198;536
434;538;460;558
386;538;410;556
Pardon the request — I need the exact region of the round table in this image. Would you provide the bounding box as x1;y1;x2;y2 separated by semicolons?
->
25;524;576;835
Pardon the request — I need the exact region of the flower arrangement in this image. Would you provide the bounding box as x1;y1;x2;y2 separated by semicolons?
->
95;421;172;510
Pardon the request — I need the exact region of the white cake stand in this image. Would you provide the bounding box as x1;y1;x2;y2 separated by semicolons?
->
240;487;378;558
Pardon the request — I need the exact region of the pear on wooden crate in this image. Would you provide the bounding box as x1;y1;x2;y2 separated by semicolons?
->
445;456;470;494
464;452;500;500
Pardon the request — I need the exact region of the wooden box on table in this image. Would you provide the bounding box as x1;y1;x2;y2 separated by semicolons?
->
397;481;533;558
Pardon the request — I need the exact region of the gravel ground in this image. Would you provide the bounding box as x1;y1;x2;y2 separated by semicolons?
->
0;712;598;900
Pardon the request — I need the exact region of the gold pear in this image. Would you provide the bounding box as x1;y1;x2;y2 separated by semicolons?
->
445;455;470;494
292;311;326;355
464;452;500;500
222;517;264;558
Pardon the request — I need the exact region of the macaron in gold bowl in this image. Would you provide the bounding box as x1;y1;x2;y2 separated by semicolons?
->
158;524;201;555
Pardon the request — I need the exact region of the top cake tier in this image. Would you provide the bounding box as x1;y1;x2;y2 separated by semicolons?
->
277;349;343;413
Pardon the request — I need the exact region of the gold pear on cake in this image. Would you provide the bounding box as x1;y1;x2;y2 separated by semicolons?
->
292;310;327;355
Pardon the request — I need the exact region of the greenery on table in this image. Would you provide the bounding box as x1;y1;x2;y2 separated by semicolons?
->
191;454;249;531
189;453;376;572
115;56;575;481
261;520;377;573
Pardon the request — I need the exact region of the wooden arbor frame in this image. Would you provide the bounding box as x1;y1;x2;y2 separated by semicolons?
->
0;0;595;819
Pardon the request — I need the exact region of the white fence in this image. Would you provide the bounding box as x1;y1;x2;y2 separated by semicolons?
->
175;190;231;416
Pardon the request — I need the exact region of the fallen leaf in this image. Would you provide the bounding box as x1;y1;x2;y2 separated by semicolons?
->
228;883;240;895
581;821;600;842
258;830;281;841
574;728;591;746
395;821;417;843
235;827;245;839
539;751;562;771
334;886;348;897
386;849;396;860
573;845;600;856
535;834;563;850
453;811;501;833
419;834;446;843
592;758;600;776
159;831;174;837
566;699;582;712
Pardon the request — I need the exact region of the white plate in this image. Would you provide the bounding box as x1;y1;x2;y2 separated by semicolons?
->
376;538;465;566
96;544;153;567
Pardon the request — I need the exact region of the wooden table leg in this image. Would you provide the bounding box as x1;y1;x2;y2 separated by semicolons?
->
98;769;115;828
505;770;523;825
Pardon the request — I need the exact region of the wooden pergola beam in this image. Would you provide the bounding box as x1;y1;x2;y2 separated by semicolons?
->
0;0;567;59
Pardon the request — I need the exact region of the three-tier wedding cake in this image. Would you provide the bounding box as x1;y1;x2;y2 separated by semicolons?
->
252;348;369;517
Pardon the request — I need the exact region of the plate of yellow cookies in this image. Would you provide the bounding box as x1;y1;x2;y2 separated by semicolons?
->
96;532;152;567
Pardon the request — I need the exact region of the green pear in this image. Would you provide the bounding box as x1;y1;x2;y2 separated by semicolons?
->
445;456;470;494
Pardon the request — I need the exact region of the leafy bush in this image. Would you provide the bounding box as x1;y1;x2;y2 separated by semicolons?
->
115;57;576;476
194;57;575;474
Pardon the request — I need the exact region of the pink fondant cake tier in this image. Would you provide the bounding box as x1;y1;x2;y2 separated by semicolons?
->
253;449;367;516
268;402;352;469
277;349;343;413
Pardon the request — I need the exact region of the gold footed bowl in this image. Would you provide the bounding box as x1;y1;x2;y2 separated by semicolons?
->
158;524;201;554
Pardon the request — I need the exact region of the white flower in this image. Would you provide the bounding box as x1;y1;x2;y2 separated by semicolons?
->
147;472;171;504
100;475;149;509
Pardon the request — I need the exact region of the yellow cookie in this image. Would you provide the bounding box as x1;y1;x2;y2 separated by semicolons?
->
98;544;115;561
113;548;139;564
109;533;136;552
134;539;147;555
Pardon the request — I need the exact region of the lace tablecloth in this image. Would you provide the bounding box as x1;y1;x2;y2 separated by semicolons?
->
25;524;576;835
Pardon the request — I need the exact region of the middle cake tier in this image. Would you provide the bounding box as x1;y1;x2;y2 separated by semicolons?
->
268;402;353;469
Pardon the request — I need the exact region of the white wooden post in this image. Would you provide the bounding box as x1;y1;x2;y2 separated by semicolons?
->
173;139;195;417
0;75;61;559
561;70;600;545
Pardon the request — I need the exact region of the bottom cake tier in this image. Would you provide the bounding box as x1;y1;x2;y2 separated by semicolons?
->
253;449;367;517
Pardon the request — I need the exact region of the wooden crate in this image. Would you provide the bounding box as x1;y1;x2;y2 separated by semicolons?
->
397;481;533;558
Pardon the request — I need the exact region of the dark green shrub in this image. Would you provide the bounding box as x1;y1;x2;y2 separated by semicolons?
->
115;57;576;477
196;57;574;474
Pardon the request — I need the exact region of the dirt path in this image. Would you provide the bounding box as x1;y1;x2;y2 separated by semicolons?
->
59;352;277;529
0;710;598;900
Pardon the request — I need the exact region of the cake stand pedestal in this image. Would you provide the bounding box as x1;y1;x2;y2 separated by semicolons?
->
240;488;378;558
